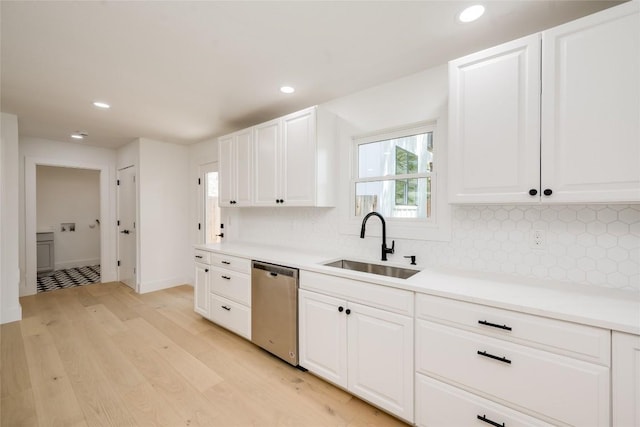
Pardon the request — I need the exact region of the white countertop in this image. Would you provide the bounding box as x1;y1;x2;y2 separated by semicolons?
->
195;242;640;335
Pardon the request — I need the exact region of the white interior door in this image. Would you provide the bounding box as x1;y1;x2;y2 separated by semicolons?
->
199;162;222;244
117;166;136;289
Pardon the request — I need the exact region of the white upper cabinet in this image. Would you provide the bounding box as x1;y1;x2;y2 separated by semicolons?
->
449;34;541;203
220;106;336;207
218;128;252;206
541;2;640;203
253;119;280;206
449;1;640;204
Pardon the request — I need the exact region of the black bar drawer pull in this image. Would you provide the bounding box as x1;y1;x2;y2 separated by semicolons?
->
221;260;231;265
195;255;203;259
221;305;231;311
477;414;505;427
478;320;512;331
477;350;511;364
221;275;231;280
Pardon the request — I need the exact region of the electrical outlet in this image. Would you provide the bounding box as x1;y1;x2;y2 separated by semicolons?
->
530;229;546;249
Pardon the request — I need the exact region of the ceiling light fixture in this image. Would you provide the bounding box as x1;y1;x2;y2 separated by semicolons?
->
93;101;110;109
458;4;485;23
71;132;88;140
280;86;295;94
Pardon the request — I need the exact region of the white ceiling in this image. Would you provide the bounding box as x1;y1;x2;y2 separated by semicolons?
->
1;1;622;149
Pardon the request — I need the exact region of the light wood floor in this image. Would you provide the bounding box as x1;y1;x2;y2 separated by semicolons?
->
1;282;409;426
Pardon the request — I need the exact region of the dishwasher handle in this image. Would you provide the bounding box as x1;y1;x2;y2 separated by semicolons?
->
252;261;298;279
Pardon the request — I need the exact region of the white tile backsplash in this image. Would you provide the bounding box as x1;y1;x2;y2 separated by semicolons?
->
233;204;640;293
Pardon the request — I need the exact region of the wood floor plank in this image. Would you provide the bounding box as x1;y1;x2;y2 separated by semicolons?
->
1;389;38;427
120;382;187;427
0;322;32;398
42;316;138;427
21;323;87;427
110;321;221;426
5;282;410;426
84;304;128;336
124;317;224;392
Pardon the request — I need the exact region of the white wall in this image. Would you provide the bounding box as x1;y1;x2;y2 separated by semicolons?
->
36;165;101;269
1;113;22;324
137;138;191;293
19;137;118;295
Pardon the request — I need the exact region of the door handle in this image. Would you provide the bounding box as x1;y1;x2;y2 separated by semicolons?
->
120;230;130;234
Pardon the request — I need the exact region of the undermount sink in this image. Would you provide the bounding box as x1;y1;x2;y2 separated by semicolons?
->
323;259;420;280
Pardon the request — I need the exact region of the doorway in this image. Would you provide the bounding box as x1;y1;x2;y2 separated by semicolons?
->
117;166;137;290
199;162;221;244
35;165;101;292
24;157;113;297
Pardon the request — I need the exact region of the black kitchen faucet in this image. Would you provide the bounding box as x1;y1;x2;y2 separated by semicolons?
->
360;211;394;261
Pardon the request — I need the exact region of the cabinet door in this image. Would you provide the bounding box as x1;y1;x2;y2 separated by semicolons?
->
449;34;541;204
347;301;414;423
541;2;640;203
194;263;209;317
234;129;253;206
298;289;347;388
218;135;235;206
612;331;640;426
281;107;316;206
253;119;280;206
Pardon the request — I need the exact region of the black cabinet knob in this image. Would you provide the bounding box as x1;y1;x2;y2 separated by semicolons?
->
204;269;209;273
338;306;344;312
529;189;538;196
543;189;553;196
345;309;351;315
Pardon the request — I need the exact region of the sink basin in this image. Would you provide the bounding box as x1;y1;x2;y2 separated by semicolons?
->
323;259;419;279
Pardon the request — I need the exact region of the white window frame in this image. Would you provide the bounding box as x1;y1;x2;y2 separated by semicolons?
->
345;120;451;242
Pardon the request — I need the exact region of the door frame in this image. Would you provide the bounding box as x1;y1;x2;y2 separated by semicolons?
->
24;157;114;296
117;165;138;291
198;162;221;245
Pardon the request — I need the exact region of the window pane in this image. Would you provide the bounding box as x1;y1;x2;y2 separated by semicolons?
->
358;132;433;178
205;171;221;244
355;177;431;219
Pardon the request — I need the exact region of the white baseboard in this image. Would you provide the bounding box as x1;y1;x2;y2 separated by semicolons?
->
54;258;100;270
138;276;189;294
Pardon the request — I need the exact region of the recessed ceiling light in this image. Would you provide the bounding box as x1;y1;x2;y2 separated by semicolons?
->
280;86;295;94
93;101;110;109
458;5;485;23
71;132;88;140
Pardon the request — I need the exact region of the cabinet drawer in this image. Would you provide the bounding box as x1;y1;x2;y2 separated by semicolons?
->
194;249;211;264
210;268;250;306
416;320;609;426
209;294;251;340
416;293;610;365
415;374;553;427
300;270;413;316
210;253;251;274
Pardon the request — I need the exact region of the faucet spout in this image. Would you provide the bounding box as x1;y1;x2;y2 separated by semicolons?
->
360;212;395;261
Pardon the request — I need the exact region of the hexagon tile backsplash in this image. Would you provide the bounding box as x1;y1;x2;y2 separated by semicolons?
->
440;204;639;292
235;204;640;293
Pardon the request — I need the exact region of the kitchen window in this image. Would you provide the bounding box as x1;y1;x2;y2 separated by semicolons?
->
348;121;450;241
354;124;434;220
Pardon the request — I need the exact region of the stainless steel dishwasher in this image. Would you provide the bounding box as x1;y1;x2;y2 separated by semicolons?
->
251;261;299;366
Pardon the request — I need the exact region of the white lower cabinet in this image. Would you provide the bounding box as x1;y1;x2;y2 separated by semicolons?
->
209;294;251;340
415;374;553;427
299;286;414;423
612;331;640;426
193;250;251;340
415;293;611;427
194;262;210;317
